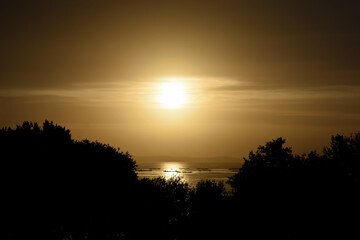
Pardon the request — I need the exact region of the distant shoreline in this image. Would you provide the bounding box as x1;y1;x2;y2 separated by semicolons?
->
135;155;244;169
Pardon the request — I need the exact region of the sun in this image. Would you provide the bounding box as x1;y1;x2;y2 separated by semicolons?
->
157;81;187;109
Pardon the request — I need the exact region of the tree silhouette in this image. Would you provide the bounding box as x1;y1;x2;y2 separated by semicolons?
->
1;121;137;240
324;133;360;185
228;134;360;239
229;137;298;191
133;177;191;240
187;180;229;239
1;121;359;239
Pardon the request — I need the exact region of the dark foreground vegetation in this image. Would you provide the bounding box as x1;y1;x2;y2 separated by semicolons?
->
1;121;359;239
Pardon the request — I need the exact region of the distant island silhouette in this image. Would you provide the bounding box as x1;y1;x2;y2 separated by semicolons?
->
1;121;359;239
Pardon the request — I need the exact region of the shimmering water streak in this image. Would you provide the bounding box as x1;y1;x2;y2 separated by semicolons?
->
137;162;239;192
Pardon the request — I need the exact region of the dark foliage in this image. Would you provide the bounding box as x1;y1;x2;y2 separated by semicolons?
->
133;177;191;239
187;180;231;239
228;134;360;239
1;121;359;239
1;121;137;240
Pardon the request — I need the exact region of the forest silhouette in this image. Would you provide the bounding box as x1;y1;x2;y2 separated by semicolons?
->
1;121;359;239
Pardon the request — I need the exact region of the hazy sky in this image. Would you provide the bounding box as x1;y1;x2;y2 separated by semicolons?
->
1;0;359;158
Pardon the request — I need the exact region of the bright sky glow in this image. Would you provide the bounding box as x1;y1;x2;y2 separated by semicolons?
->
157;81;188;109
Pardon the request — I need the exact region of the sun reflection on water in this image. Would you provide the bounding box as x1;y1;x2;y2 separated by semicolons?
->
161;162;184;180
137;162;235;192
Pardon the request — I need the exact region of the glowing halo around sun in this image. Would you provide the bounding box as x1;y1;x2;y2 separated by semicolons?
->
156;81;188;109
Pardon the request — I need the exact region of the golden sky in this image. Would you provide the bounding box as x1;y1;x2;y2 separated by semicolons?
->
1;0;359;158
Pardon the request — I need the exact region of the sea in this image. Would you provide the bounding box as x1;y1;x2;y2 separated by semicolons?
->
136;161;240;192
